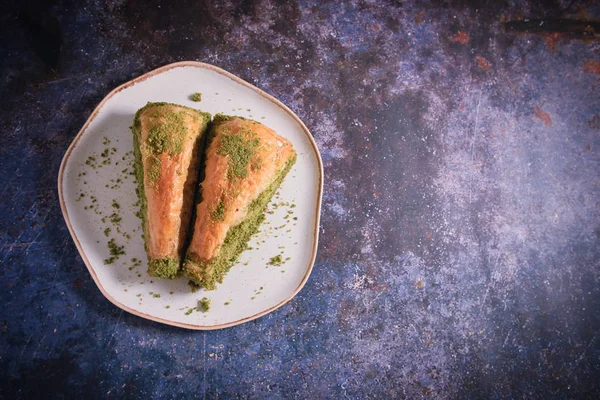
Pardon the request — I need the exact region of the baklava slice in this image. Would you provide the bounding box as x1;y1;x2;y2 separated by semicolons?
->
184;115;296;289
132;102;210;279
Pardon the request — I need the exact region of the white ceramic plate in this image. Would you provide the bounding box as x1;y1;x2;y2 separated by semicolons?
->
58;62;323;330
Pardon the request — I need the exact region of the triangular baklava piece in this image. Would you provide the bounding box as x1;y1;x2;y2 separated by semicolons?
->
132;102;210;278
184;115;296;289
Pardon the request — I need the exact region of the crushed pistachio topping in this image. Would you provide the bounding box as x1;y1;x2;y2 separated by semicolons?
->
146;110;188;156
211;199;226;221
199;297;210;312
216;131;260;180
104;238;125;265
147;156;162;186
268;254;283;266
148;258;179;279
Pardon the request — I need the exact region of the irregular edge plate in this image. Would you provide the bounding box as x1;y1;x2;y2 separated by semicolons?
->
57;61;324;330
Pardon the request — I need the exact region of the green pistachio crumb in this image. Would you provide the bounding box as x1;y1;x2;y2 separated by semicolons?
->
104;238;125;264
147;156;162;185
146;110;188;157
148;258;179;279
211;199;226;221
216;132;261;180
268;254;283;266
199;297;210;312
109;213;122;224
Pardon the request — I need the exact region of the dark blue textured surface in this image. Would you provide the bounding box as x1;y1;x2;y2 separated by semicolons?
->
1;1;600;398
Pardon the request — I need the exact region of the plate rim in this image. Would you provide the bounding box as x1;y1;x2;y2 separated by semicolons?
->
57;61;324;330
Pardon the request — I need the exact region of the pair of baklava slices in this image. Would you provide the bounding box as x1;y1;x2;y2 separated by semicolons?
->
132;102;296;290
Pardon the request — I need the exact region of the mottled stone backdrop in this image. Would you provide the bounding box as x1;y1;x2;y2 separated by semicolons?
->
1;0;599;398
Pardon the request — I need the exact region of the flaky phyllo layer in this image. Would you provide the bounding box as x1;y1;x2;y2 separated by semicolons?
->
132;102;210;278
184;115;297;289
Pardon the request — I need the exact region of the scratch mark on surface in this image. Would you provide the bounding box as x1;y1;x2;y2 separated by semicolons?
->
11;187;22;202
24;229;45;255
20;335;33;357
22;201;40;220
32;334;46;359
480;285;490;314
8;268;24;287
0;184;10;199
107;310;123;348
362;290;384;308
469;89;483;204
410;324;421;342
502;330;512;349
1;231;28;265
36;66;125;87
472;89;482;161
2;210;50;266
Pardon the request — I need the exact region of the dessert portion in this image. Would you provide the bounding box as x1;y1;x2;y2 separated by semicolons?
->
132;102;210;279
184;115;296;289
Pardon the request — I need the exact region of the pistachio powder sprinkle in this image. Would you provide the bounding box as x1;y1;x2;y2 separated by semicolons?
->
146;111;187;156
216;132;260;180
147;156;162;185
211;199;226;221
104;238;125;265
268;254;283;266
199;297;211;312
